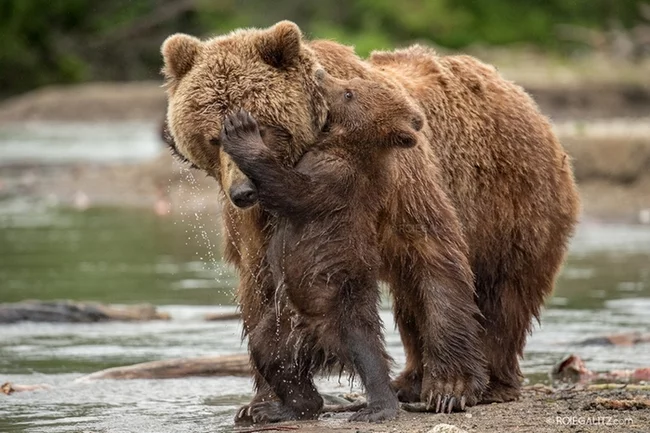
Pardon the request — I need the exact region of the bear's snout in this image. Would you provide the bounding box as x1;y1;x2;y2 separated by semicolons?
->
229;180;258;209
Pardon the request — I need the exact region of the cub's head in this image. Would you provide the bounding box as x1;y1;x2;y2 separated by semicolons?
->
316;70;423;150
161;21;328;209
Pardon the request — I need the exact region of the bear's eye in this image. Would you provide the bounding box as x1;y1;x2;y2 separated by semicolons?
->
344;90;353;100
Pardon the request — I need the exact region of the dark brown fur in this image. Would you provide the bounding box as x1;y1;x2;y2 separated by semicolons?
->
161;21;581;420
219;73;424;423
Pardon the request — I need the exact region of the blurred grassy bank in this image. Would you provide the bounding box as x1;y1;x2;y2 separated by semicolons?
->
1;0;649;97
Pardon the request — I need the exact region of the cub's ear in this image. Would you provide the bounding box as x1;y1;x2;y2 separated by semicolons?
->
388;129;419;148
386;114;423;148
257;21;303;69
161;34;201;80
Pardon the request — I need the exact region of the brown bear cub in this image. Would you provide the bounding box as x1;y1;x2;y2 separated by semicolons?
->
219;70;424;423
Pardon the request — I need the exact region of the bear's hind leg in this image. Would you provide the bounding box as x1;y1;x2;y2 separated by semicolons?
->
478;266;556;404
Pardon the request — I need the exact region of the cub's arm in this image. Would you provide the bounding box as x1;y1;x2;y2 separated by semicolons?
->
220;109;353;220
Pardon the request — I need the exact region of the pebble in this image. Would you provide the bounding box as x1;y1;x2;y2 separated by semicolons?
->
427;424;468;433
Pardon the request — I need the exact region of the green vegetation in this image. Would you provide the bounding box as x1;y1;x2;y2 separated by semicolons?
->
0;0;647;97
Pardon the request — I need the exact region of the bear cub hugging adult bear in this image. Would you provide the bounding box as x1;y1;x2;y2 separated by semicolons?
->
219;70;425;423
161;20;581;420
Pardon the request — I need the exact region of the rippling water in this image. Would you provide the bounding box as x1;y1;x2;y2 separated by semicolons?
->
0;205;648;432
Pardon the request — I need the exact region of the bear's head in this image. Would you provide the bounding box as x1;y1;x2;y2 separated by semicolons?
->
317;70;423;150
161;21;328;208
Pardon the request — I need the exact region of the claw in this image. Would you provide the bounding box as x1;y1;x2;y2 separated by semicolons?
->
247;405;253;417
441;395;450;413
460;396;466;411
427;391;434;410
435;394;442;413
447;397;455;414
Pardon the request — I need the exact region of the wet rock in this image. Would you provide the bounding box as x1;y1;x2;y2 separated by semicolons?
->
1;382;51;395
578;332;650;346
74;354;250;381
552;354;650;383
203;311;241;321
0;300;170;323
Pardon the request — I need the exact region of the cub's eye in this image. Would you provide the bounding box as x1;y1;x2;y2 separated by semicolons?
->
209;137;220;146
344;90;353;100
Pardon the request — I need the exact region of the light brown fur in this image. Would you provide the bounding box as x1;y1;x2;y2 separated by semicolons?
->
161;21;581;417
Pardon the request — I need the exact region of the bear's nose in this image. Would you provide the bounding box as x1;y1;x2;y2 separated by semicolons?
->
229;181;258;209
315;68;326;81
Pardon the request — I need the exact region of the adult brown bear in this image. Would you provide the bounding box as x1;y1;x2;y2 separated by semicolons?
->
161;21;580;418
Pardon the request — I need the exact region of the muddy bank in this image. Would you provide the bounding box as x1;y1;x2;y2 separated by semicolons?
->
244;387;650;433
0;80;648;221
2;134;648;222
564;135;650;222
0;82;166;123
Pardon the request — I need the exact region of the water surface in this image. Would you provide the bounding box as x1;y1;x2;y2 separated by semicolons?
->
1;206;649;433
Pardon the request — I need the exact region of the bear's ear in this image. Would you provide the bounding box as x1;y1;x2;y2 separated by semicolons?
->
257;21;303;69
161;34;201;80
385;114;423;148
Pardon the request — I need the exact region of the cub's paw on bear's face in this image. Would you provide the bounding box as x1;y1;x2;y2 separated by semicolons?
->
220;109;265;159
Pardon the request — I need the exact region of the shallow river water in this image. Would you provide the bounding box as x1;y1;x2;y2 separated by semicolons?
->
0;205;648;433
0;123;649;432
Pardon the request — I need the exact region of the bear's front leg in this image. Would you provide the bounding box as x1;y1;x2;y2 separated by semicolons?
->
385;214;489;412
393;251;488;412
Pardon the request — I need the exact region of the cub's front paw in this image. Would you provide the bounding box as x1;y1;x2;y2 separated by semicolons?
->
219;108;263;154
222;108;261;142
420;370;487;413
